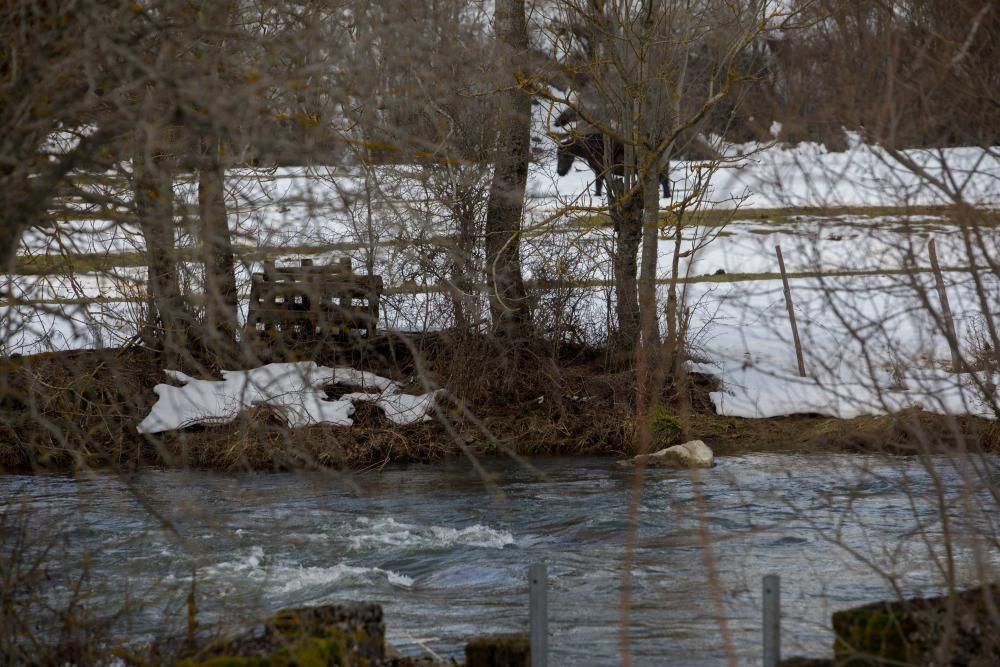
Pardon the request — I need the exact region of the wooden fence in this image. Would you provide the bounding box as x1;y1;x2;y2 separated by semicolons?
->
245;258;383;341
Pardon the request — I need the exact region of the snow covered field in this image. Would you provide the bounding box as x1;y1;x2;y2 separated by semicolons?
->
5;131;1000;421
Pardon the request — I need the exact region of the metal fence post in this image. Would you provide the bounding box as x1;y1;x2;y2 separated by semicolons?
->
763;574;781;667
529;563;548;667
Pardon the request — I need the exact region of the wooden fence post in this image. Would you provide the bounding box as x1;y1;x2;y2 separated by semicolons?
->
928;239;962;372
775;245;806;377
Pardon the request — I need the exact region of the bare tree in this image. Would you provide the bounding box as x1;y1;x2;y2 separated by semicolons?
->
485;0;533;340
543;0;770;363
0;2;139;266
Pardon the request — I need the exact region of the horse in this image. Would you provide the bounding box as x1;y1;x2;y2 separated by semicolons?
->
555;133;670;198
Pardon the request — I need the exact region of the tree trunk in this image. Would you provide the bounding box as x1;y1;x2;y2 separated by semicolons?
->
449;196;478;332
608;119;642;352
198;133;239;363
638;155;661;367
612;197;642;349
0;163;28;272
133;128;188;358
664;224;682;358
484;0;531;340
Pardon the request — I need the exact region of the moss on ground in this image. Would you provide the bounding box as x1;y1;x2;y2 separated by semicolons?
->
831;586;1000;666
181;635;349;667
174;603;388;667
651;406;683;448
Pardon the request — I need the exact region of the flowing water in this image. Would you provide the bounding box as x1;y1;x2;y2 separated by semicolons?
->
2;454;999;665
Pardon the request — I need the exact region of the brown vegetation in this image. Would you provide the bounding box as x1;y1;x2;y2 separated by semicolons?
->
3;337;997;474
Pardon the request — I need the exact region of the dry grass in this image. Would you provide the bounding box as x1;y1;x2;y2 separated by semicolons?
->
0;348;163;470
692;407;1000;457
1;337;997;473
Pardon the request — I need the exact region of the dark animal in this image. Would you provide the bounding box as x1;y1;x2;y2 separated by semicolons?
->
556;133;670;198
554;108;577;128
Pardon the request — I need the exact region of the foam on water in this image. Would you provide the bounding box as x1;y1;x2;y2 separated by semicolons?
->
202;546;413;593
386;570;416;587
348;517;515;551
272;564;414;593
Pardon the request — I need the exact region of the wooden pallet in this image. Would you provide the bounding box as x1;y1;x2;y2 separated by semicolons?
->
245;258;383;341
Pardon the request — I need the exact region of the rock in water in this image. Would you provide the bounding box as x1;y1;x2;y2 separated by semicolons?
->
465;634;530;667
619;439;714;469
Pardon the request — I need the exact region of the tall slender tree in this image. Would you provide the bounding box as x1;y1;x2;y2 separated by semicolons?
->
0;2;134;266
133;115;188;356
191;2;239;361
484;0;532;340
548;0;770;359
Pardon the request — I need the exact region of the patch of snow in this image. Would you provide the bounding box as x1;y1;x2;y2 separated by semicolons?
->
340;390;443;425
684;269;1000;420
329;368;401;393
136;361;439;434
691;362;996;420
40;125;97;155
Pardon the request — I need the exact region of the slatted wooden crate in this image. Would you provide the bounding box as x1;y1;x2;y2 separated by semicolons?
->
245;258;383;340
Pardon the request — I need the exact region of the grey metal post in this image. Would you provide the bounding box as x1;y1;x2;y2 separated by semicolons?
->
763;574;781;667
529;563;548;667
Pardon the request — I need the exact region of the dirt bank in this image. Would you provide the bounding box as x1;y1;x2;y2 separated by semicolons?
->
1;339;997;473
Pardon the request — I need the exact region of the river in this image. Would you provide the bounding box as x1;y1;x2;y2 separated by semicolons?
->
2;453;998;665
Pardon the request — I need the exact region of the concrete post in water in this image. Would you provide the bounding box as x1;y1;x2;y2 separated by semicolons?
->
763;574;781;667
529;563;548;667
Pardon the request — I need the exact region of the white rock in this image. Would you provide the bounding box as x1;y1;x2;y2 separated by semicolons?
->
618;439;714;469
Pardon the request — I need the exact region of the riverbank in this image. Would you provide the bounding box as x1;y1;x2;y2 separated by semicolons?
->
1;338;997;473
